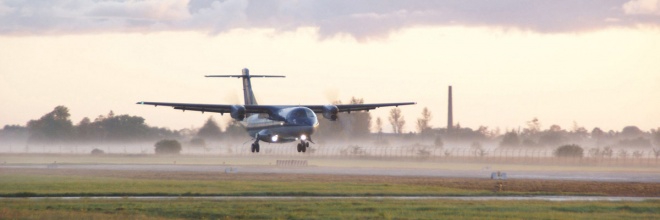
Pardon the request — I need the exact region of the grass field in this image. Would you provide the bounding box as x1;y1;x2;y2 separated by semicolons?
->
1;154;660;219
2;168;660;197
2;198;659;220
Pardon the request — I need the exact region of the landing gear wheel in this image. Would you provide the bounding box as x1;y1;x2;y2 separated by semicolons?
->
301;144;307;153
305;142;309;148
251;143;260;153
296;143;302;152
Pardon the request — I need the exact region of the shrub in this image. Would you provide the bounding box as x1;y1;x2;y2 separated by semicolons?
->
91;148;104;155
554;144;583;158
190;137;206;147
154;139;182;155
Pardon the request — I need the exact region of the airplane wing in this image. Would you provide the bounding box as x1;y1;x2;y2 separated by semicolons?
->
136;102;272;114
137;101;416;114
305;102;416;113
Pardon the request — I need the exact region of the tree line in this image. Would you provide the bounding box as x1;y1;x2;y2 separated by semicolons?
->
1;106;179;143
2;105;659;150
497;118;660;149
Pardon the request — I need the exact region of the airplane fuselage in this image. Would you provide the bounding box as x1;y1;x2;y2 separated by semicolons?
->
244;106;319;143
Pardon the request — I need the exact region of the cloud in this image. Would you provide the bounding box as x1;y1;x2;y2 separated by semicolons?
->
1;0;659;39
623;0;660;15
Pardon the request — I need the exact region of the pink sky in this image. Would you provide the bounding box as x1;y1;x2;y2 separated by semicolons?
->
1;1;659;132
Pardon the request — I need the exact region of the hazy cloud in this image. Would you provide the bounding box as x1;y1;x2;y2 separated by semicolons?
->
1;0;659;38
623;0;660;15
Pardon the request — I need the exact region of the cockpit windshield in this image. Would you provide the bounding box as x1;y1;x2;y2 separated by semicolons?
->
286;108;318;126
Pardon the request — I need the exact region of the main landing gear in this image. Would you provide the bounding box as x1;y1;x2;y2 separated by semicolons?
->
251;139;260;153
297;140;309;153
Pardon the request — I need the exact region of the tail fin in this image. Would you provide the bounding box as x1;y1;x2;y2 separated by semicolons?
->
206;68;284;105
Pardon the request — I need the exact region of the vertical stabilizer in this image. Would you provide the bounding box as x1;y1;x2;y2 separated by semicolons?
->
241;68;258;105
205;68;285;106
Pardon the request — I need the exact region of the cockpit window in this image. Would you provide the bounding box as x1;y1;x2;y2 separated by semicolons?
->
293;109;306;118
287;108;317;126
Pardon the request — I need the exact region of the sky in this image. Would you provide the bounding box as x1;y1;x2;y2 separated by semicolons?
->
1;0;659;133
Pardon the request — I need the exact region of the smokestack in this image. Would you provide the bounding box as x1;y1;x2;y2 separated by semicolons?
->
448;86;453;131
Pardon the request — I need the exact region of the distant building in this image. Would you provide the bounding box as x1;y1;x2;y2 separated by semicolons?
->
447;85;453;131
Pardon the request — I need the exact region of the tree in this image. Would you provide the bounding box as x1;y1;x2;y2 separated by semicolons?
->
554;144;584;158
224;120;245;140
525;117;541;135
347;97;371;138
499;131;520;148
374;117;383;134
0;124;28;140
315;97;371;140
101;114;150;141
471;142;486;157
618;137;652;148
197;116;222;140
75;117;94;141
549;124;562;132
154;139;182;155
652;128;660;147
27;106;74;142
388;108;405;134
591;127;605;147
571;121;588;140
539;131;564;147
602;146;614;158
476;126;489;138
416;107;433;135
621;126;643;138
190;137;206;147
591;127;604;138
539;124;565;147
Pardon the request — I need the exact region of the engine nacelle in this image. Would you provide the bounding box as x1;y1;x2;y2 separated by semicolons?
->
322;105;339;121
230;105;246;120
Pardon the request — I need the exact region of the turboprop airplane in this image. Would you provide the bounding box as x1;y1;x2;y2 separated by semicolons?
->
137;68;415;153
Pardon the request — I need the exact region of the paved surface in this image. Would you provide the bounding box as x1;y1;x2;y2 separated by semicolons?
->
3;196;658;201
5;163;660;183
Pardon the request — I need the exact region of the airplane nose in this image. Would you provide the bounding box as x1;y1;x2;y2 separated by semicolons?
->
309;117;318;127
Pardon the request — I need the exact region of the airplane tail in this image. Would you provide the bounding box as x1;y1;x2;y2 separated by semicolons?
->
206;68;284;105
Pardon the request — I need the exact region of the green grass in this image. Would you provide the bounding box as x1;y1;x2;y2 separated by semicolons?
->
0;173;490;197
1;199;658;219
1;168;659;219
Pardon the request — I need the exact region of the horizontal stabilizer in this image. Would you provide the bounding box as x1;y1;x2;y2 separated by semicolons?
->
205;75;285;78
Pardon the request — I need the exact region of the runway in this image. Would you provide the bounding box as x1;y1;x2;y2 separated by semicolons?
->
4;196;659;202
5;163;660;183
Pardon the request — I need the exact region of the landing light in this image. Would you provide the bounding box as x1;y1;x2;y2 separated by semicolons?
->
271;135;279;142
300;134;307;141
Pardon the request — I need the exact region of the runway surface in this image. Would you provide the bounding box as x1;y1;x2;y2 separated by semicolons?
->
5;163;660;183
2;196;658;201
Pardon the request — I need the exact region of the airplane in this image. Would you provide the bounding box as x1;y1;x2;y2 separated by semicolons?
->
137;68;415;153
